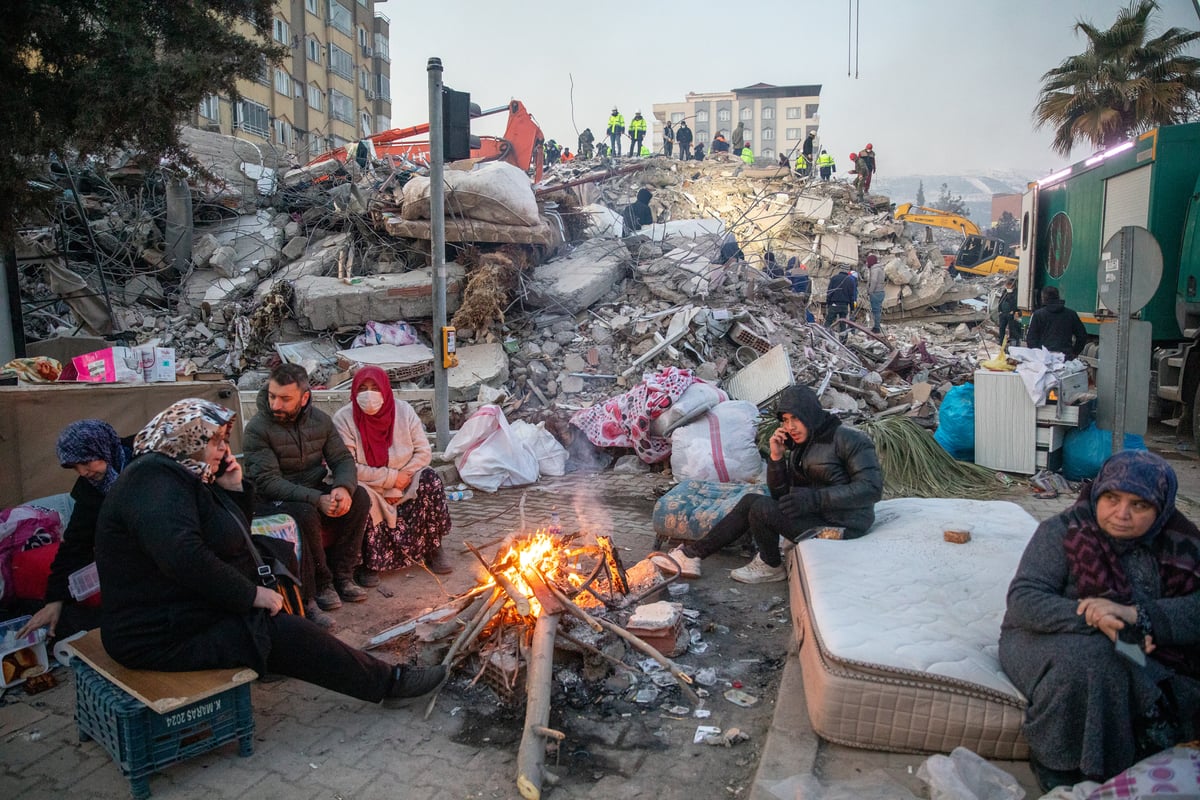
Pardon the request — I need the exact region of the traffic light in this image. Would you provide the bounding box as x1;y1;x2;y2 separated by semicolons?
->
443;87;471;162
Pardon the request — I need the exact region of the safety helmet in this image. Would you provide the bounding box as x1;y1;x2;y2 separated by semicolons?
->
849;152;857;160
866;143;873;150
612;107;618;113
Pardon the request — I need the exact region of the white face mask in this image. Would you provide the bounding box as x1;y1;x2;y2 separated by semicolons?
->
356;390;384;415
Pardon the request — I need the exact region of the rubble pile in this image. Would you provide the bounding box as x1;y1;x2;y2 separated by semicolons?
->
15;142;1008;432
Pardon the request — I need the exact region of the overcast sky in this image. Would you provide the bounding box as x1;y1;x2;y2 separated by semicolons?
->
379;0;1200;177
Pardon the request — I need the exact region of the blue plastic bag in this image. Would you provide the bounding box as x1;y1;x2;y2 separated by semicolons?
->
934;383;976;461
1061;421;1147;481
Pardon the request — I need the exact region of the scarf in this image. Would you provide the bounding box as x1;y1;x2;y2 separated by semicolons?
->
56;419;128;494
133;398;236;483
351;365;395;468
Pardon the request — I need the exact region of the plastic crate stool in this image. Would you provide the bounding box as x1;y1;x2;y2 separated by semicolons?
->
67;630;257;799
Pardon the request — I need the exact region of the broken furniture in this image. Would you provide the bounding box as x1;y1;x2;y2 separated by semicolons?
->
789;497;1034;759
973;369;1090;475
67;630;257;800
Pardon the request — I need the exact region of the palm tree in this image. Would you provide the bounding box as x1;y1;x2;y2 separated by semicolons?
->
1034;0;1200;157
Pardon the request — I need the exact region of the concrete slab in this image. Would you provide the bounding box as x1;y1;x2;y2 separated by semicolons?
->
254;231;350;300
816;232;860;266
178;269;257;313
794;194;835;221
293;265;465;331
448;342;509;401
525;238;630;314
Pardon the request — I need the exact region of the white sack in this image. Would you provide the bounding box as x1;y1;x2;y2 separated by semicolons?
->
401;162;539;226
649;382;728;437
444;405;539;492
509;420;569;478
670;401;763;483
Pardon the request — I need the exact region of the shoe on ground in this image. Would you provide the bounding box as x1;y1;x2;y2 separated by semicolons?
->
354;567;381;588
650;546;701;579
314;585;342;611
334;578;368;603
425;547;453;575
384;663;447;702
730;554;786;584
304;602;336;630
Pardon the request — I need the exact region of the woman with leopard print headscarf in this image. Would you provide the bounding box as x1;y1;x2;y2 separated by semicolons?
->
94;399;444;705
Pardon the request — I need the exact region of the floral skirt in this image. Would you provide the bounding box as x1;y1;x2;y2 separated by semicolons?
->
363;467;451;571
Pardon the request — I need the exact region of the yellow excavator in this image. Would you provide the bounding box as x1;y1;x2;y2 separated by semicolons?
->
893;203;1017;276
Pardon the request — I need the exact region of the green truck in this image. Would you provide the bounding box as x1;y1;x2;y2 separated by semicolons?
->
1016;122;1200;433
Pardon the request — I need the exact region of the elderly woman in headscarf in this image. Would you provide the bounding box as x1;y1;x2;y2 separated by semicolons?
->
18;420;133;639
1000;450;1200;792
95;398;444;705
332;366;452;585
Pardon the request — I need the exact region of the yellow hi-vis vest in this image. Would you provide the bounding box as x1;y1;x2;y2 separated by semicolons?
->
630;116;647;135
607;114;624;135
740;147;754;166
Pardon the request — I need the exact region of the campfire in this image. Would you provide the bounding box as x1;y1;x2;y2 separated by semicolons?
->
371;525;697;800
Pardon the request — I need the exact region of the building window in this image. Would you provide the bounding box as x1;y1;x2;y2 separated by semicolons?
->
763;127;774;140
697;130;708;143
360;111;372;136
762;107;774;120
276;119;293;147
328;43;353;79
717;108;730;122
255;56;269;85
308;84;323;111
306;37;321;64
358;0;367;5
374;33;390;62
376;115;391;131
234;100;269;137
328;0;351;35
786;127;802;139
274;68;290;95
273;18;289;45
360;69;369;91
786;107;802;119
670;112;684;123
696;109;709;122
306;0;319;14
330;89;353;123
357;26;369;47
764;149;774;159
740;108;752;121
199;94;220;122
376;74;390;101
806;103;819;118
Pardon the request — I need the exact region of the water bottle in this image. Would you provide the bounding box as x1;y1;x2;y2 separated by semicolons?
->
548;508;562;537
445;488;473;501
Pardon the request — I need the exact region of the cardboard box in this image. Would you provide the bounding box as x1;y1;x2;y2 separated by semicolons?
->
1;615;50;688
148;347;176;383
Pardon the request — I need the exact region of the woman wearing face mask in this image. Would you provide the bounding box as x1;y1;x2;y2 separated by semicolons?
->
332;367;453;586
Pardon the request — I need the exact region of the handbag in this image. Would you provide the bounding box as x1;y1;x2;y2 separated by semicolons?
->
216;490;306;618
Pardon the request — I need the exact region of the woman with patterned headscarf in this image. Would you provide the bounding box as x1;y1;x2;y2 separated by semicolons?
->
1000;450;1200;792
18;420;134;640
95;398;444;705
331;366;452;586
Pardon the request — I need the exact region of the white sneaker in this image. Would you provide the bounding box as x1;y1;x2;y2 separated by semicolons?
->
650;546;702;579
730;555;786;584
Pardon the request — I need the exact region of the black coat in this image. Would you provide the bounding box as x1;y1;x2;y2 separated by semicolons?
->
676;125;693;147
1026;299;1087;358
95;453;263;669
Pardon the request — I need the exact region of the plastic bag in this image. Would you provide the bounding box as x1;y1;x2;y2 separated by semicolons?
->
1062;422;1147;481
934;383;976;461
649;382;728;437
444;405;540;492
509;420;569;478
915;747;1023;800
670;401;763;483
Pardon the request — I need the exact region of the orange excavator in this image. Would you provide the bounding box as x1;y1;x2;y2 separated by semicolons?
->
306;99;545;181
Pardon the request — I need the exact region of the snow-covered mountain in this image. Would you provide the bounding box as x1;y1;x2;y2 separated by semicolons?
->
872;170;1034;222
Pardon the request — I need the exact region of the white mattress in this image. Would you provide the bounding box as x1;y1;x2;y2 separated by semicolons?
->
790;497;1035;758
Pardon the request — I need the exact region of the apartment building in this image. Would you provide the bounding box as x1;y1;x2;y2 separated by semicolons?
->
191;0;392;162
652;83;821;161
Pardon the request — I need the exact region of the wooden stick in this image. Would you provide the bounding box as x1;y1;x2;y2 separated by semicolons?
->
516;610;561;800
465;542;532;617
424;588;509;719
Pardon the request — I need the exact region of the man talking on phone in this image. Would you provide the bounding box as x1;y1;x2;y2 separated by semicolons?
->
652;384;883;584
244;364;371;619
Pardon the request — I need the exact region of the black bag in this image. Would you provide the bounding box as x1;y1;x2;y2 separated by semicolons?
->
216;489;306;618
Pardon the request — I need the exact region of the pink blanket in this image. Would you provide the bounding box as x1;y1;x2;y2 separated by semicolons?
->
570;367;700;463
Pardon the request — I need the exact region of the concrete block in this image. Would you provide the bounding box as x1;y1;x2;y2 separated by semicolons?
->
448;342;509;402
794;194;835;221
179;269;257;313
254;232;350;300
816;232;860;266
292;265;465;331
282;235;308;261
525;238;630;315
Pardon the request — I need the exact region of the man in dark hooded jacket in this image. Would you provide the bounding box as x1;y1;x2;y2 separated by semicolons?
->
621;188;654;233
652;385;883;583
1025;286;1086;358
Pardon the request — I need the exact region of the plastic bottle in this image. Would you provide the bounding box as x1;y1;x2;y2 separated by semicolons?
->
445;489;473;501
548;508;562;536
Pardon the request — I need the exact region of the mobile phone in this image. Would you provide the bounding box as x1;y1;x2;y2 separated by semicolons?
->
215;455;231;477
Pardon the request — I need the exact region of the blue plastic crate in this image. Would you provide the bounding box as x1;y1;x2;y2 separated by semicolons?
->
72;659;254;799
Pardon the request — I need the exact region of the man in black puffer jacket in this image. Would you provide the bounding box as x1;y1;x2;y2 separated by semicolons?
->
1025;286;1087;358
652;385;883;583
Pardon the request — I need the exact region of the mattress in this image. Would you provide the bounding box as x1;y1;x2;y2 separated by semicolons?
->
788;497;1034;759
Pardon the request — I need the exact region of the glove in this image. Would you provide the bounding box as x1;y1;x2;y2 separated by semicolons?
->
778;488;819;517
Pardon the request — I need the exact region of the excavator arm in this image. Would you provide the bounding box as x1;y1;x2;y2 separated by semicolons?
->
893;203;982;237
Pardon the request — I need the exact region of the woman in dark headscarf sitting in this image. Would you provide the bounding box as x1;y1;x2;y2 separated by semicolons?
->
95;398;444;705
18;420;133;640
1000;450;1200;792
651;385;883;584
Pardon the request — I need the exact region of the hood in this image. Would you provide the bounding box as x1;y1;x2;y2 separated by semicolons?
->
776;385;839;438
1043;299;1066;313
636;188;652;204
